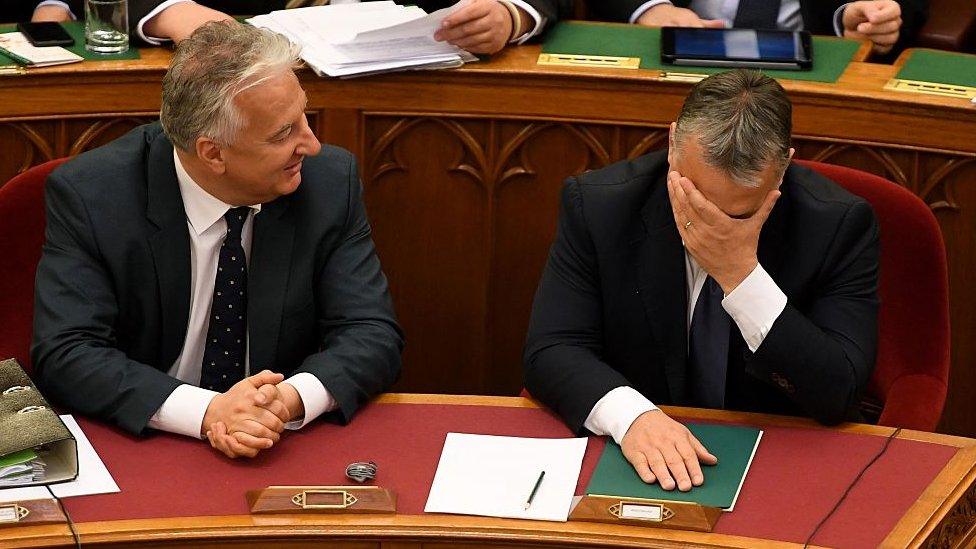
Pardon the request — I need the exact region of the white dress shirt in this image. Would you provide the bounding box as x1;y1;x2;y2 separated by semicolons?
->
583;254;787;444
628;0;850;36
146;150;337;439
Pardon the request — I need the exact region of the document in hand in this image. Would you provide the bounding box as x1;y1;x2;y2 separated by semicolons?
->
586;423;762;511
424;433;587;522
247;1;476;78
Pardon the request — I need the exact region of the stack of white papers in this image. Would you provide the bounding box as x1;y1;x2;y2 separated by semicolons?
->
424;433;587;522
0;450;46;487
248;1;476;78
0;32;83;68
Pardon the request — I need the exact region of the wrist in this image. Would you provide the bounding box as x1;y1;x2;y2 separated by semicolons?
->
637;3;673;25
497;0;521;41
713;258;758;294
200;393;224;436
278;382;305;422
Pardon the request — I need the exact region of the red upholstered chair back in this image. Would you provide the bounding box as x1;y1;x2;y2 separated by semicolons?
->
0;158;70;377
795;160;950;431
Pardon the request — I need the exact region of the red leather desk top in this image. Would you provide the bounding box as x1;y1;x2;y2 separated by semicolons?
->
62;402;957;548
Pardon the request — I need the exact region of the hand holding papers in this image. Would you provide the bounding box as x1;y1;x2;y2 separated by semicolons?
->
424;433;586;522
248;1;476;78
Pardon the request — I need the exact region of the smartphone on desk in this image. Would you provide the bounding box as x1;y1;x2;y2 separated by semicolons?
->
16;22;75;47
661;27;813;71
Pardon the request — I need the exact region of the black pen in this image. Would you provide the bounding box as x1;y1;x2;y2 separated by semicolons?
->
523;470;546;510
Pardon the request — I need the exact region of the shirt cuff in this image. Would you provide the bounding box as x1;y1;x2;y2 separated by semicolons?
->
583;386;658;445
137;0;194;45
505;0;545;44
833;3;850;37
721;263;788;353
34;0;76;19
282;372;337;430
147;384;218;439
630;0;674;24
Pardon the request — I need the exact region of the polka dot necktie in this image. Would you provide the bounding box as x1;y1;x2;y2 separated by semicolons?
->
200;207;250;393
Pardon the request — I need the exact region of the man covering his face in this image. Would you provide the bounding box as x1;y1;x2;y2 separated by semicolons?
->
525;69;879;491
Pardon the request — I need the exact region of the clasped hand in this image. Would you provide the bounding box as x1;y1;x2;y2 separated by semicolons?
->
202;370;302;459
667;170;779;294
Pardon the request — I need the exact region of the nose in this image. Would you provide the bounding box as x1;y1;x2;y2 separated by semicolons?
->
296;118;322;157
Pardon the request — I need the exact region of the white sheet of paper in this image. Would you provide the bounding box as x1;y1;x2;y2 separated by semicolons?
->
424;433;587;522
0;32;83;67
0;415;120;503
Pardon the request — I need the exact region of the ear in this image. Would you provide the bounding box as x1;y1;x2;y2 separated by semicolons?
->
667;122;677;165
787;147;795;163
195;136;226;176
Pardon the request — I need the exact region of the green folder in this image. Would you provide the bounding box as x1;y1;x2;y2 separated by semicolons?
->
0;21;139;67
894;49;976;89
586;423;762;510
542;22;860;84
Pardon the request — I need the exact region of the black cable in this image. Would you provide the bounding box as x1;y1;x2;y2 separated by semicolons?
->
45;484;81;549
803;427;902;548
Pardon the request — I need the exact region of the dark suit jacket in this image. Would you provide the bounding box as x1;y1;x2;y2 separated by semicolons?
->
590;0;927;53
524;151;879;434
32;123;404;435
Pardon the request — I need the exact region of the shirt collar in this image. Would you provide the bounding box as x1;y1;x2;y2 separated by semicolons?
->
173;149;262;236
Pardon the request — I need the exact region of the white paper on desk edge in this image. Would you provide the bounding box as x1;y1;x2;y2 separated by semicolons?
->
0;415;120;503
423;432;587;522
725;429;763;512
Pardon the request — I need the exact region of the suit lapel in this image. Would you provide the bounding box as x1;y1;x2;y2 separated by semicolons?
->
633;176;689;404
247;195;295;371
145;136;192;369
758;167;794;281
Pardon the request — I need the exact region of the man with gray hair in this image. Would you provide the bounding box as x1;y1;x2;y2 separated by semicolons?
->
525;69;879;491
32;21;403;459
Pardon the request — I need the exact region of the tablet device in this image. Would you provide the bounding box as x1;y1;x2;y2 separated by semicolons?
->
661;27;812;71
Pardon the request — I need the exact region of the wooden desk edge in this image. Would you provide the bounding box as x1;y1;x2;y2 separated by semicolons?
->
1;394;972;548
4;513;824;549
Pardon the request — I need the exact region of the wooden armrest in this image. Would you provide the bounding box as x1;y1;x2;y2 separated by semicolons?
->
914;0;976;52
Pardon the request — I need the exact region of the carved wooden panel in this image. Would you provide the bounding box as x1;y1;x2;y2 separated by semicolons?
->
926;481;976;548
0;117;156;187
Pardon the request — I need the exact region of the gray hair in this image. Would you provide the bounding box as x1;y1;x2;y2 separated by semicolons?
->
673;69;792;187
160;21;301;151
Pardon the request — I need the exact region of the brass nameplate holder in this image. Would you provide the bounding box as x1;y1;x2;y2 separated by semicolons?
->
0;500;66;528
884;78;976;100
247;485;396;515
659;71;708;83
537;53;640;70
569;494;722;532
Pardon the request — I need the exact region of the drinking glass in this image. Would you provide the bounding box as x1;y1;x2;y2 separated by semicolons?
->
85;0;128;54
